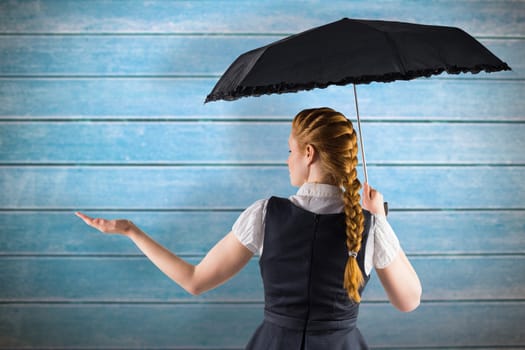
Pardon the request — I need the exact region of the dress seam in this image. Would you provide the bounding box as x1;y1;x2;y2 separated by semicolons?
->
300;214;320;349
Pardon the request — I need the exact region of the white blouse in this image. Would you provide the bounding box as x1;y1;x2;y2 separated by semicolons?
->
232;183;400;275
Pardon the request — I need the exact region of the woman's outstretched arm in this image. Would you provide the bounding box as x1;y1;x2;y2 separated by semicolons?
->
75;212;254;295
361;184;422;312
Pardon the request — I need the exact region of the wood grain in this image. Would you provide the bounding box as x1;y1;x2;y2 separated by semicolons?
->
1;0;523;36
0;36;519;78
0;302;523;348
1;122;523;164
1;211;523;255
1;166;523;209
0;1;523;348
1;256;523;301
1;79;523;120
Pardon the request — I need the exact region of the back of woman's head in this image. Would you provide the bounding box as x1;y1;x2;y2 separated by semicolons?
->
292;107;365;302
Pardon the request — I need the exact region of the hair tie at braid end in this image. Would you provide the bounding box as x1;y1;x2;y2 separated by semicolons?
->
348;251;358;258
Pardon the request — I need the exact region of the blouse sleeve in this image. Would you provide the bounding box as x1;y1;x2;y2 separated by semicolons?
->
231;199;268;255
364;214;401;276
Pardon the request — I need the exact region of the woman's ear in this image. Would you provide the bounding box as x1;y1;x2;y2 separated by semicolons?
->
305;144;316;165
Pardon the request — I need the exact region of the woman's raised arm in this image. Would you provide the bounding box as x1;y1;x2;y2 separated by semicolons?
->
361;184;422;312
75;212;254;295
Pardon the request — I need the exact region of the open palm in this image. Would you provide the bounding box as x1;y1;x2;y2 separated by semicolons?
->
75;212;133;235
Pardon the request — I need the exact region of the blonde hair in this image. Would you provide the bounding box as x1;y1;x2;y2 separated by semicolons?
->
292;107;364;302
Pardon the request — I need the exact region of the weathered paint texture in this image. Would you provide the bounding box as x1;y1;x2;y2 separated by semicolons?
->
0;1;523;348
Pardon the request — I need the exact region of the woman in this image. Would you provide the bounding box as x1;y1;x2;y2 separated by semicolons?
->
76;107;421;349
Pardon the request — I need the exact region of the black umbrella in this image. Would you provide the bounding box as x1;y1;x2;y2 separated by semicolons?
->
205;17;511;183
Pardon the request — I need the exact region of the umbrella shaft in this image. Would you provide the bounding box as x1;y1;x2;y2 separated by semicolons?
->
353;84;368;184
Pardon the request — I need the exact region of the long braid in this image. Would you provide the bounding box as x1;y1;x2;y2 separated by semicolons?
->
292;107;365;302
341;129;365;302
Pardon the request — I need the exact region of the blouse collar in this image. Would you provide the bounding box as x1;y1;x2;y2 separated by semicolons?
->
296;182;343;198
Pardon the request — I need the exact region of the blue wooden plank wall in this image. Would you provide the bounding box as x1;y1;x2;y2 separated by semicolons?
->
0;0;524;349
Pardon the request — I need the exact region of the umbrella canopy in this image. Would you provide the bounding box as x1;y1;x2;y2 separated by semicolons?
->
205;17;510;102
204;17;511;191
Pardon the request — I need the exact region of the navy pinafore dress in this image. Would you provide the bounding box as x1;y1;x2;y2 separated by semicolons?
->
245;196;372;350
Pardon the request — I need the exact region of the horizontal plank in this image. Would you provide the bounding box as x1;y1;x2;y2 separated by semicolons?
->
1;166;524;209
1;211;523;255
0;211;238;255
0;166;293;209
0;257;263;302
0;121;291;164
1;121;524;164
0;36;519;78
0;303;261;348
364;256;525;301
0;302;523;348
0;36;275;76
1;256;523;301
0;79;523;120
389;211;525;254
359;302;525;347
0;0;523;36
